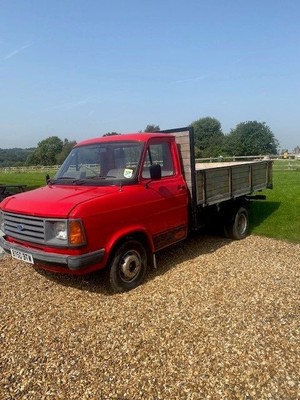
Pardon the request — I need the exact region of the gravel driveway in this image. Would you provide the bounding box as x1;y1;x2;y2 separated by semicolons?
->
0;235;299;400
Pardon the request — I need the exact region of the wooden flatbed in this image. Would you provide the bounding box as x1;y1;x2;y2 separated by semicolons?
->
195;160;272;206
161;127;273;209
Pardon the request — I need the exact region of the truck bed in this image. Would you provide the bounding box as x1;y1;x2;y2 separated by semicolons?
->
195;160;273;206
161;128;273;207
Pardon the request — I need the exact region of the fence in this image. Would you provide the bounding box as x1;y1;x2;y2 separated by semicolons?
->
195;156;300;171
272;159;300;171
1;157;300;173
0;165;59;173
195;155;267;163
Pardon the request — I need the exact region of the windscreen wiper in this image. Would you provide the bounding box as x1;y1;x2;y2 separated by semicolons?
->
47;177;86;185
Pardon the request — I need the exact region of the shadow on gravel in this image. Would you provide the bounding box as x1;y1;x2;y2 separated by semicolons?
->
148;232;229;279
35;267;112;296
34;231;230;296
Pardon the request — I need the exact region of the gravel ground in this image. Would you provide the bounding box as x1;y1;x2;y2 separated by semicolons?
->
0;235;299;400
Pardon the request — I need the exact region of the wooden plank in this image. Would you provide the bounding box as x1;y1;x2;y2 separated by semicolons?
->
196;171;204;203
172;131;193;197
205;169;230;201
162;132;272;206
252;163;268;190
195;160;272;206
232;165;251;195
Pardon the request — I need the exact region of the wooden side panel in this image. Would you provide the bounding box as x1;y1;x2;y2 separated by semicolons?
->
252;163;268;190
172;131;193;196
205;168;231;203
161;128;273;208
196;170;204;203
195;160;273;206
232;165;251;196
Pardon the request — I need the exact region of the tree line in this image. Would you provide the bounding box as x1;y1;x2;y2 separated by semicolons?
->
191;118;279;158
0;118;283;167
0;138;76;168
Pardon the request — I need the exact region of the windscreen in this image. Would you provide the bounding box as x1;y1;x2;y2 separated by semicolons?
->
54;141;143;184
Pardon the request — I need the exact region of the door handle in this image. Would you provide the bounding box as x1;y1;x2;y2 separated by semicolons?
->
177;184;186;191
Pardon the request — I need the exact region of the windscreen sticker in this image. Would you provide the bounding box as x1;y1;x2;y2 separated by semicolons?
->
123;168;133;178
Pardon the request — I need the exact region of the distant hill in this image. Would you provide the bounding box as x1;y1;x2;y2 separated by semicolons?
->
0;148;35;167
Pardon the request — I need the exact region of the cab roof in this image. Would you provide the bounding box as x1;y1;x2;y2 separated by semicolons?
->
75;132;173;147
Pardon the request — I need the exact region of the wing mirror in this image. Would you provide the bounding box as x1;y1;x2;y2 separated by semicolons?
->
149;164;162;180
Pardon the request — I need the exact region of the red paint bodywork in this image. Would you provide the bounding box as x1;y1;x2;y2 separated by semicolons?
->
0;133;189;274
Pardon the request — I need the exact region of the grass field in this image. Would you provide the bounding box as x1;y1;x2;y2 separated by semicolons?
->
0;164;299;243
0;170;56;188
250;169;300;242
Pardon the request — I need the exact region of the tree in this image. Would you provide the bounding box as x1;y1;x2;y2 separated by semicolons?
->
26;136;63;165
191;117;224;157
56;139;77;164
225;121;278;156
144;124;160;132
0;148;34;167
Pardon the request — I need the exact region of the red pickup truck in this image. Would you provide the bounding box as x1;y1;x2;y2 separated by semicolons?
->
0;127;272;292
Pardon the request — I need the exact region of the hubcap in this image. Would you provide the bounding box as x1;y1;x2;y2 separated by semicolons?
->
119;250;142;281
238;213;247;235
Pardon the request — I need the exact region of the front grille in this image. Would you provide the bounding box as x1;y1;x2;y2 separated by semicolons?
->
3;212;45;244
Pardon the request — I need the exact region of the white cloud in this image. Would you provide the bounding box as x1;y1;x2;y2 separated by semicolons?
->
47;99;89;111
171;74;213;84
3;43;33;60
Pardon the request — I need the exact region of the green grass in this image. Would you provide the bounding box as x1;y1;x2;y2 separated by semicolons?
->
1;167;299;243
250;169;300;242
0;171;55;188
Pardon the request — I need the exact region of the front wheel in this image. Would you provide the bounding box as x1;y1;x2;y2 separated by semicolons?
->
108;240;148;293
225;206;249;240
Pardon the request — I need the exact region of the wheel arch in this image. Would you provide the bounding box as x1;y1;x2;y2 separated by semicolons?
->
105;228;154;269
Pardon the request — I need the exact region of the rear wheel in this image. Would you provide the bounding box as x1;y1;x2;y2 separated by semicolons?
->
225;206;249;240
108;240;148;293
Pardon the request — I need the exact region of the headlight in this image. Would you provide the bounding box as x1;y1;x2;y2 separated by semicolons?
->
45;219;86;247
54;222;67;240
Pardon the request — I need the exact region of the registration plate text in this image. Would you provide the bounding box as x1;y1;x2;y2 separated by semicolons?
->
11;249;34;264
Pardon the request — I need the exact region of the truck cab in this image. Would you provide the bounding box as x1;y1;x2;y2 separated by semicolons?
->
0;133;189;292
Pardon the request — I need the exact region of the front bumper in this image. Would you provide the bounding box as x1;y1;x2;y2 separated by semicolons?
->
0;235;105;271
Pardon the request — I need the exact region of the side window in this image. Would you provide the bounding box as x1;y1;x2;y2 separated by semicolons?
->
142;142;174;178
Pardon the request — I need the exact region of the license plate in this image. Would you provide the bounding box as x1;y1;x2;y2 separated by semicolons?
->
11;249;34;264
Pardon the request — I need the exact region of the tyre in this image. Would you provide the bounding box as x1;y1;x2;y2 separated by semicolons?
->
225;206;249;240
108;240;148;293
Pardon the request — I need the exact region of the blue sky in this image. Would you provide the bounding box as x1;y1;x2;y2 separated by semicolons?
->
0;0;299;151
